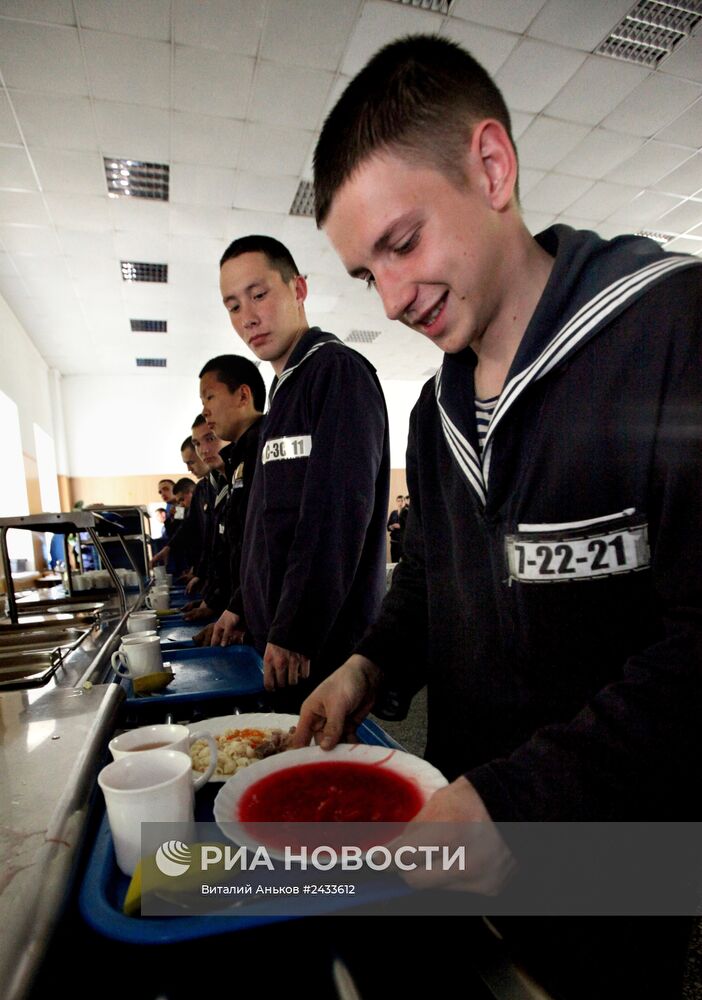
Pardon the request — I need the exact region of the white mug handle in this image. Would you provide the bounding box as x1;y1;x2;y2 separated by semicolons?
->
145;594;155;609
189;733;217;789
111;649;132;676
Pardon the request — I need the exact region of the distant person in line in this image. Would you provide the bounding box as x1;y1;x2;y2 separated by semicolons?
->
386;494;405;563
397;493;410;559
217;234;390;707
294;33;702;1000
194;354;266;648
182;417;230;623
151;437;209;578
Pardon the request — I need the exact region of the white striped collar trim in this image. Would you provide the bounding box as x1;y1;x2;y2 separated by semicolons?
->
435;368;486;506
269;338;341;403
484;255;698;456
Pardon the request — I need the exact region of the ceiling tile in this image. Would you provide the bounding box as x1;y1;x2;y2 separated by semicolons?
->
517;117;590;171
76;0;170;40
0;93;21;144
450;0;547;33
665;236;702;255
545;55;649;126
169;233;223;264
44;193;111;230
555;129;644;180
10;92;97;151
0;1;75;24
115;231;169;261
110;197;169;234
527;0;631;51
655;198;702;235
606;190;683;227
659;32;702;85
0;190;49;225
606;140;695;187
173;0;265;56
0;147;37;190
233;173;299;214
82;30;170;107
170;204;229;239
170;164;236;207
654;97;702;148
652;153;702;199
171;112;244;168
602;75;701;137
0;22;87;95
0;251;16;275
341;1;442;77
173;45;255;118
510;111;534;140
248;62;334;131
94;101;171;163
0;224;61;255
495;39;586;114
440;19;518;76
521;172;593;214
261;0;359;72
518;168;547;196
237;122;313;178
565;181;642;223
31;149;105;196
59;229;116;258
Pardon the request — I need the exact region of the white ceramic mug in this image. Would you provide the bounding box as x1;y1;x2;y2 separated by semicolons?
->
98;750;200;876
153;565;167;580
111;634;163;677
146;589;170;611
127;610;158;633
109;724;217;782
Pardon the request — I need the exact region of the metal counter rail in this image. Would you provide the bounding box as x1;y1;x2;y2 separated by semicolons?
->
0;512;129;626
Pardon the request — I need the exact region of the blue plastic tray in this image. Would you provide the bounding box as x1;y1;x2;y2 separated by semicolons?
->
121;645;265;705
80;719;405;943
159;621;202;648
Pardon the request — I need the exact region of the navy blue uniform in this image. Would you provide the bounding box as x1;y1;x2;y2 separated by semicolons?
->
235;327;390;681
358;227;702;823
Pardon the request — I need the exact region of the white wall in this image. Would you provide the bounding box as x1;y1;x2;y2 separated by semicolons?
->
0;293;55;460
62;371;424;476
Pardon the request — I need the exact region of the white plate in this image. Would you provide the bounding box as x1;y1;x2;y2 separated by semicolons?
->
213;743;448;857
188;713;300;782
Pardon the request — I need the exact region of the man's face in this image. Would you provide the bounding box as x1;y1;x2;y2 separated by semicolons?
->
200;371;242;441
174;490;193;510
158;481;174;502
396;496;404;509
181;445;208;479
220;252;307;374
324;149;506;356
190;425;225;470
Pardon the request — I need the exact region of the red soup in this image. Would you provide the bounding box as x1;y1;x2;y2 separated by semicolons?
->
239;761;424;822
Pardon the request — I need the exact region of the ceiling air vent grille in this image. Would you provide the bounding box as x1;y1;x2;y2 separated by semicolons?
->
121;261;168;283
345;329;382;344
595;0;702;68
130;319;167;332
105;157;169;200
635;229;675;244
136;357;167;368
385;0;454;12
290;180;315;217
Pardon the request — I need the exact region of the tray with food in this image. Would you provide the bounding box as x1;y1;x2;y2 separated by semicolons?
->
79;718;410;943
120;644;265;706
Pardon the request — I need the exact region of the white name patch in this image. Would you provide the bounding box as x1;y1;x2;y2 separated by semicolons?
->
262;435;312;464
506;516;650;583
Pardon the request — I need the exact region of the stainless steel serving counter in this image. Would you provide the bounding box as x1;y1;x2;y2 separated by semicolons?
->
0;589;136;1000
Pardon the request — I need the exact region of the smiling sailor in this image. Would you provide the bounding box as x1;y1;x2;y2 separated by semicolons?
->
294;34;702;1000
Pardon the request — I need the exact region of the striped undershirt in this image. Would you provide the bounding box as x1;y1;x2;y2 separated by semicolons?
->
475;395;499;454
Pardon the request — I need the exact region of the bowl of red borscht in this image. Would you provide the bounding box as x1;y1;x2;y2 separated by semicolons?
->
213;744;447;855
